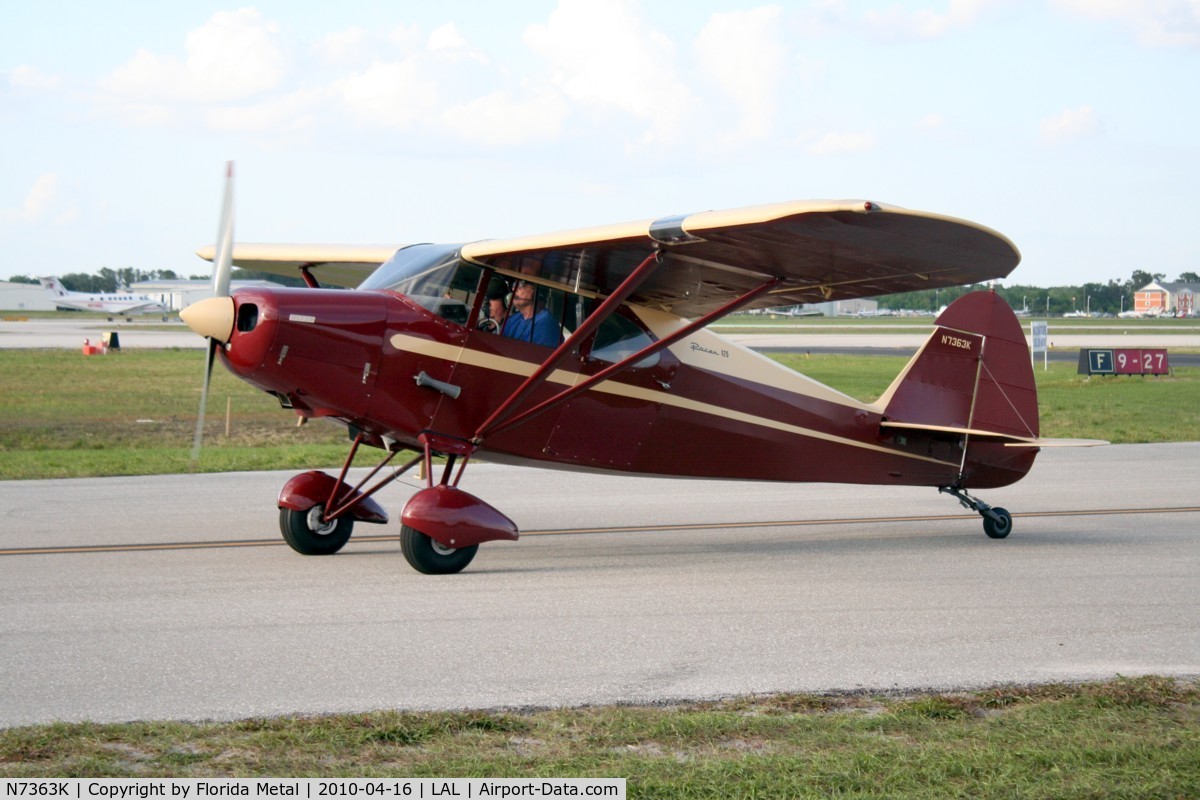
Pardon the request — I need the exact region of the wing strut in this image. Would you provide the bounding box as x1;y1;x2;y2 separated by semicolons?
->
483;275;784;440
472;250;664;441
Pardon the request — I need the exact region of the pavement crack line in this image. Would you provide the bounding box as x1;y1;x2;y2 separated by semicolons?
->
2;506;1197;557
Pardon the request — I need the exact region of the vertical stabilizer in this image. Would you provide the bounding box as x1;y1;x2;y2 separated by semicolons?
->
877;291;1038;440
39;277;67;297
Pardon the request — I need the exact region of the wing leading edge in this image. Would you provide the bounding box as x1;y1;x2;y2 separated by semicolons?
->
462;200;1021;317
195;243;403;289
196;200;1019;312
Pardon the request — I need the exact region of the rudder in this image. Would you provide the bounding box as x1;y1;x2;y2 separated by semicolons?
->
877;291;1038;441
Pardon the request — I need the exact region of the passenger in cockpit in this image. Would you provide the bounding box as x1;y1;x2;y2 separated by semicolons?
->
479;283;510;333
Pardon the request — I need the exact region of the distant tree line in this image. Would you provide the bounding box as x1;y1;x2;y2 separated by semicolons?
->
7;266;1196;313
878;269;1200;316
6;268;184;292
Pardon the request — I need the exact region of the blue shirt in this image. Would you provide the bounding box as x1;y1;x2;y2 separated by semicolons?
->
503;308;562;348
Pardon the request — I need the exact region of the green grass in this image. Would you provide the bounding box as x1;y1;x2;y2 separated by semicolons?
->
0;349;370;479
1;676;1196;797
2;350;1196;480
773;353;1199;444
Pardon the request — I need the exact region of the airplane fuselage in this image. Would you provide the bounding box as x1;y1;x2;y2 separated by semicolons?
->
180;187;1051;571
215;282;1034;491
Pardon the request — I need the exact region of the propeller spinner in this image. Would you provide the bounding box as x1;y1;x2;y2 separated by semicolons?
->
187;161;235;462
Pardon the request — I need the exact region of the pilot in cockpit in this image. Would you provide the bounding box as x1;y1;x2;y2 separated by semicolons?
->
501;281;562;348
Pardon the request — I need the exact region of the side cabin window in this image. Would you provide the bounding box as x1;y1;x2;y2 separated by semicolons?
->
480;278;658;368
362;244;658;368
576;297;659;368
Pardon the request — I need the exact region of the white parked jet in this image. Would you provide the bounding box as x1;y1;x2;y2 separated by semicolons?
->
40;277;168;320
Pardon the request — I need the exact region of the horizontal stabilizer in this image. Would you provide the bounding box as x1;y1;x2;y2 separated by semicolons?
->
881;421;1108;448
1003;437;1109;448
880;420;1037;443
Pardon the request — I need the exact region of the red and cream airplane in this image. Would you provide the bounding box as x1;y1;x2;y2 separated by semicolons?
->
182;164;1095;574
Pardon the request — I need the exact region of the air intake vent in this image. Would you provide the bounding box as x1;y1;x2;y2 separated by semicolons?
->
236;303;259;332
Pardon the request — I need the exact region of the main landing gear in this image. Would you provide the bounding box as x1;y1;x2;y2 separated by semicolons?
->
275;431;517;574
939;485;1013;539
280;505;354;555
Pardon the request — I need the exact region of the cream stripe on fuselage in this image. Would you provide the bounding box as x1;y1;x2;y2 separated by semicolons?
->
388;333;954;466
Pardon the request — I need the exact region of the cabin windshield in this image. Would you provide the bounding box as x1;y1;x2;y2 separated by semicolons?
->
359;243;478;325
359;243;463;295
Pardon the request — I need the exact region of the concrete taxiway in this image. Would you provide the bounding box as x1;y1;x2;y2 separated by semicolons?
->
1;443;1197;728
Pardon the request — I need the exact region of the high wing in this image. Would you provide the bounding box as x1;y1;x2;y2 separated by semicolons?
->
195;243;403;289
461;200;1020;317
196;200;1018;313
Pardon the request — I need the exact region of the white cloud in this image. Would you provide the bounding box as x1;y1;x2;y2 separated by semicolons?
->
337;59;440;130
919;113;947;130
313;27;371;66
805;131;877;155
3;174;76;232
428;22;489;64
1051;0;1200;47
335;23;505;136
524;0;694;145
21;173;60;222
1040;105;1099;144
850;0;1007;40
388;23;424;51
205;88;327;133
9;65;60;91
441;89;569;146
695;6;787;143
428;23;467;52
801;0;1008;41
98;9;287;104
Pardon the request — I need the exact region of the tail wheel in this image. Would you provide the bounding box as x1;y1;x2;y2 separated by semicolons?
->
983;507;1012;539
279;506;354;555
400;524;478;574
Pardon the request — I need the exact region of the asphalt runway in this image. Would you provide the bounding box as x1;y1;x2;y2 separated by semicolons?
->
1;443;1198;727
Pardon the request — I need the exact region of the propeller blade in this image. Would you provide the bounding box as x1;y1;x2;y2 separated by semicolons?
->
211;161;235;298
190;338;219;463
191;162;235;464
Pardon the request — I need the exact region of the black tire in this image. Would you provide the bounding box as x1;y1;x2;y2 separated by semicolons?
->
400;524;478;574
279;506;353;555
983;507;1012;539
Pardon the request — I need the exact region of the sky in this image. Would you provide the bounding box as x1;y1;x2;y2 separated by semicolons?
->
1;0;1198;288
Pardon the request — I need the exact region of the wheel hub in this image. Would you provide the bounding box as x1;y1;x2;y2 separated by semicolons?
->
431;540;458;556
306;506;338;536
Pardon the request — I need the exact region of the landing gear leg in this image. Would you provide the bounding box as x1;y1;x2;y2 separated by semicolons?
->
939;486;1013;539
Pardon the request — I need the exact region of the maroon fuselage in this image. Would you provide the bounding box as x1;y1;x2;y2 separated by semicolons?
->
217;286;1035;490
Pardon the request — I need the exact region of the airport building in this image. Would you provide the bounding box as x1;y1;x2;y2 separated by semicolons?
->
1134;281;1199;316
0;281;57;311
